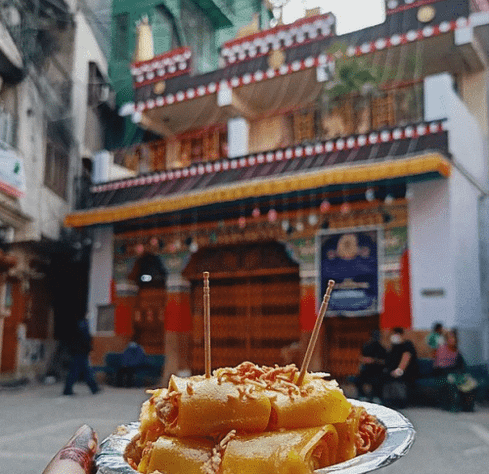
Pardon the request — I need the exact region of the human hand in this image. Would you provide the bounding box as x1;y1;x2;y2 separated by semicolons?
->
42;425;98;474
391;368;404;378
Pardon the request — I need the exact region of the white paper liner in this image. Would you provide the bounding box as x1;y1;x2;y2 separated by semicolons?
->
95;399;415;474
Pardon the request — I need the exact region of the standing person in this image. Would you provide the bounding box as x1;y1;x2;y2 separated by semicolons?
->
383;327;418;407
116;338;147;388
355;330;386;403
426;322;445;356
63;318;100;396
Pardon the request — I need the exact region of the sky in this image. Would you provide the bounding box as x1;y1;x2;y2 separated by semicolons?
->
283;0;386;34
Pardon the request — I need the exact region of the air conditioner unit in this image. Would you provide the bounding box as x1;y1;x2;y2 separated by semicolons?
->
99;84;110;102
3;5;21;27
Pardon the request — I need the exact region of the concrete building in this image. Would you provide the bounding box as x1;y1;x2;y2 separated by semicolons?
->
66;0;489;382
0;0;115;379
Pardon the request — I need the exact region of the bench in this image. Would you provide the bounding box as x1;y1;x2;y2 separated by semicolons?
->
413;358;489;405
345;358;489;407
93;353;165;387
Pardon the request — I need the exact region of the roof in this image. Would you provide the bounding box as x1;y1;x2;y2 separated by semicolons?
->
65;121;450;228
130;0;471;110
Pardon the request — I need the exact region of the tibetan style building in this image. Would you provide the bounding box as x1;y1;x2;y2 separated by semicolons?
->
65;0;489;381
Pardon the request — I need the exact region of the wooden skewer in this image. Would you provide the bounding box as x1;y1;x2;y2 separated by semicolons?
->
203;271;211;378
297;279;335;386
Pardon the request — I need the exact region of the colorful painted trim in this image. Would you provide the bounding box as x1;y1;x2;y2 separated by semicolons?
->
65;153;450;228
133;53;334;113
0;179;24;198
346;17;469;57
386;0;447;15
131;47;192;88
91;121;445;193
129;14;468;112
220;13;335;66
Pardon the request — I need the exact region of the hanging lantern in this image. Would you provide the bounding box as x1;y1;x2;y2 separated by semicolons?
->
238;216;246;229
150;237;159;247
296;221;304;232
340;202;351;214
189;241;199;253
365;188;375;202
308;214;319;226
320;199;331;213
268;209;278;222
281;219;290;231
135;243;145;255
384;193;394;205
252;207;261;218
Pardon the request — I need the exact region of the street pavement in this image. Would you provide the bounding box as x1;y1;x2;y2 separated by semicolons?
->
1;381;489;473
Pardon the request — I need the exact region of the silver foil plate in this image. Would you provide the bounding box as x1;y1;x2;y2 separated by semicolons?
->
95;399;415;474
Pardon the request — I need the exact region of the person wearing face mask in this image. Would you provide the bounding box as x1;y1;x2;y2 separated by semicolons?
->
383;327;419;407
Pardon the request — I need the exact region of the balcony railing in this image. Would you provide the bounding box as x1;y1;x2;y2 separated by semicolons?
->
112;82;424;177
313;81;424;142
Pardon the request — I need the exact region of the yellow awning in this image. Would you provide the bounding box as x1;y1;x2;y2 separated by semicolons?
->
64;153;451;228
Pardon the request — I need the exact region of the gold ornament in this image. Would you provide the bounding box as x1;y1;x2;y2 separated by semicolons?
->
154;81;166;95
417;5;436;23
268;49;286;70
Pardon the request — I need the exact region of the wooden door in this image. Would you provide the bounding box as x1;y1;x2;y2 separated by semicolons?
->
184;242;300;373
133;288;166;354
322;315;379;380
1;280;23;373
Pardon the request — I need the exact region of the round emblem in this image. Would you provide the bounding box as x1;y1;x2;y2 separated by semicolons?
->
417;5;436;23
153;80;166;95
267;49;286;70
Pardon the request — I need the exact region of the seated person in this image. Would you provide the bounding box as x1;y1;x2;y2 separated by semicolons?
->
355;330;386;403
116;339;147;388
383;327;418;407
426;322;445;357
433;329;477;412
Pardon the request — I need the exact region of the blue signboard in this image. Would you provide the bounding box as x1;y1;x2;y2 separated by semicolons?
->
319;229;381;316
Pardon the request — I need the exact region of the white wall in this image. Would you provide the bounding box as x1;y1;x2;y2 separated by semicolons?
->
86;226;113;333
419;73;486;363
16;78;70;241
407;179;456;329
71;10;109;167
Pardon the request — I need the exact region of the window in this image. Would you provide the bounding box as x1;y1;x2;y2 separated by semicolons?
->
44;141;69;199
371;92;395;129
87;62;106;106
113;13;129;61
0;280;13;317
96;304;115;333
0;107;17;148
293;110;315;143
181;0;216;73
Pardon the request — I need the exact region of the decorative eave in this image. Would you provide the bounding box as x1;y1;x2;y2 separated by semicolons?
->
220;13;336;66
65;120;450;228
64;152;450;228
123;0;472;126
91;121;446;194
131;47;192;88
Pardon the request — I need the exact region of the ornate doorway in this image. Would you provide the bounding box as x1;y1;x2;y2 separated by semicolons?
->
183;242;300;373
129;252;167;354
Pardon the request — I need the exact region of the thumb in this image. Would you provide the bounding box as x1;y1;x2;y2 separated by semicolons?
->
42;425;98;474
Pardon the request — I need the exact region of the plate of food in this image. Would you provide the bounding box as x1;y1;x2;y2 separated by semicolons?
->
94;361;414;474
94;278;414;473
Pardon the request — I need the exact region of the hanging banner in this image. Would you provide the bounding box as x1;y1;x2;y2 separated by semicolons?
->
317;227;382;316
0;141;26;197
